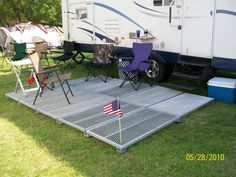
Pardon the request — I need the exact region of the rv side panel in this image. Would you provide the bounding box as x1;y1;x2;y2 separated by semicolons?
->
212;0;236;71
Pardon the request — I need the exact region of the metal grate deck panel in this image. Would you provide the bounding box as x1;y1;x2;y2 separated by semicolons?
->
149;93;214;117
87;109;178;151
6;77;214;153
87;108;158;137
121;86;182;106
99;83;149;97
107;112;177;146
60;103;141;131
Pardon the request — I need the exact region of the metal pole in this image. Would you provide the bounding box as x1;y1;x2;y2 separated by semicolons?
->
117;97;122;145
119;116;122;145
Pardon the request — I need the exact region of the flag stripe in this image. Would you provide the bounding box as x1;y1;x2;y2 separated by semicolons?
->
103;100;123;118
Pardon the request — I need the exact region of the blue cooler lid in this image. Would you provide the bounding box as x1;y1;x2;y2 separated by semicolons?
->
207;77;236;88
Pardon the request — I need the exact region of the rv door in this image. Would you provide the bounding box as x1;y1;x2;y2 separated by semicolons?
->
181;0;215;58
68;1;95;43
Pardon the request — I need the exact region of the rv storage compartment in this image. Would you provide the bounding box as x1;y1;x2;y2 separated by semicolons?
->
208;77;236;103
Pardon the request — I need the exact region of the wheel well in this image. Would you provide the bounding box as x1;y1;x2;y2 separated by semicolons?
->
149;51;166;64
111;47;133;57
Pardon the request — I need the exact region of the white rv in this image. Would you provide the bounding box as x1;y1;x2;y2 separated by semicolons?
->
62;0;236;81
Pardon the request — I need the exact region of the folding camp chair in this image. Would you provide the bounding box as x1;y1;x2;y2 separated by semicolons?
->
11;43;27;61
35;42;48;58
29;52;73;105
85;44;114;83
119;43;153;91
34;42;55;90
51;41;78;67
35;42;51;66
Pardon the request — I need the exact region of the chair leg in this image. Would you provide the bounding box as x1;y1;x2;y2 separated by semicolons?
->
61;84;70;104
52;70;71;104
65;80;74;96
132;80;141;91
97;69;108;83
63;59;74;69
120;72;141;91
97;75;106;83
129;76;140;91
85;69;94;81
39;84;47;97
119;73;129;88
33;86;42;105
104;67;111;83
85;65;96;81
143;73;153;87
85;74;93;82
78;52;85;64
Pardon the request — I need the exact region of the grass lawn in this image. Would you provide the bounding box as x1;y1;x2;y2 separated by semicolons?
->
0;56;235;177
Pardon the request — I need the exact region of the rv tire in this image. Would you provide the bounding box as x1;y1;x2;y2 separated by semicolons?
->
146;59;168;82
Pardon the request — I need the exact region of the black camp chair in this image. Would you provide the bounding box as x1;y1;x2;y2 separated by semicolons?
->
51;41;78;67
85;44;114;83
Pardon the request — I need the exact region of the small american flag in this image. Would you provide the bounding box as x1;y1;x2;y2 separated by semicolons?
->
104;100;123;117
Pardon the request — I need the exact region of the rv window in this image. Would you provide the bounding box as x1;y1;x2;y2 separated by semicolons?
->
76;8;88;20
154;0;173;6
154;0;162;6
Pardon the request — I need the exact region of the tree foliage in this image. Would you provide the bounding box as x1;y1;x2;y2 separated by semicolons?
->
0;0;61;26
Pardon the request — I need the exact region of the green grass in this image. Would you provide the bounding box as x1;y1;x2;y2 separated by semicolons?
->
0;57;235;177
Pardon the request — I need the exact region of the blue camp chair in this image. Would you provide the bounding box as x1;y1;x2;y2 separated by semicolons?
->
119;43;153;91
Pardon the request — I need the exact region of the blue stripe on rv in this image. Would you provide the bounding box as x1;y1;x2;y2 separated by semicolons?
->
94;2;155;37
133;1;167;15
94;2;145;30
216;9;236;16
77;27;115;43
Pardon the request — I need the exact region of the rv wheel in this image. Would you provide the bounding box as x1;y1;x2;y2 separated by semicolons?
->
146;60;167;82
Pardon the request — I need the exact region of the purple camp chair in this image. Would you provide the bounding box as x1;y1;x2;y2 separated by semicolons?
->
119;43;153;91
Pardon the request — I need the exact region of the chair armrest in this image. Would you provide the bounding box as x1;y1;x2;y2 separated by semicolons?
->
50;50;64;54
45;64;65;74
140;60;151;64
23;52;29;55
37;68;58;74
41;51;49;55
48;50;63;59
44;64;61;71
44;64;59;69
119;57;133;61
137;60;151;70
112;56;134;62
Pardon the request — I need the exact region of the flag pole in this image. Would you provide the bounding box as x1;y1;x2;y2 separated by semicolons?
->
119;115;122;145
117;97;122;145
